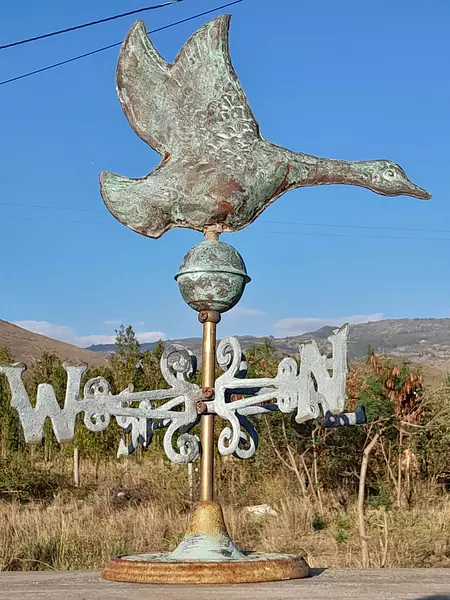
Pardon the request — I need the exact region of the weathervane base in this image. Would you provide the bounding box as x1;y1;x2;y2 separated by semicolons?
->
102;501;310;585
102;553;309;585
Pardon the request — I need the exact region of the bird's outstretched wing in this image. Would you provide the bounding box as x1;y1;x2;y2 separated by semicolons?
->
116;14;260;158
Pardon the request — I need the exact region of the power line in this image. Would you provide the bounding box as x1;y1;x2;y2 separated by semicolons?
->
0;1;183;50
0;42;127;86
0;201;99;212
0;215;105;225
254;229;450;243
3;213;450;242
0;0;244;87
1;203;448;237
258;220;450;235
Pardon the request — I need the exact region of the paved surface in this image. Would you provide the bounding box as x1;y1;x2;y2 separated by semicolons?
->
0;569;449;599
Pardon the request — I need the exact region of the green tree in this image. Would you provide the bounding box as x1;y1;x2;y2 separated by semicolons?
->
114;324;141;362
153;339;165;361
139;349;167;391
0;346;22;456
109;324;141;391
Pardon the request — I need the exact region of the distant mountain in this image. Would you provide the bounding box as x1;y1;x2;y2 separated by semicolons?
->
0;320;106;366
86;318;450;368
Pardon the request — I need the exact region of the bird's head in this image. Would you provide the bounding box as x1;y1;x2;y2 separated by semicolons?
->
367;160;431;200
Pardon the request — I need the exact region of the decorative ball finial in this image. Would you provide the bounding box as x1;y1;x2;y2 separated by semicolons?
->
175;240;250;313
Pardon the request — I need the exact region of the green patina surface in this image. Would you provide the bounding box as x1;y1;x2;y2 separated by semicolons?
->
175;240;250;313
99;15;431;240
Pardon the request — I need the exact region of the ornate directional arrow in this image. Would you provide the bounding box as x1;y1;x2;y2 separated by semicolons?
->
0;325;359;462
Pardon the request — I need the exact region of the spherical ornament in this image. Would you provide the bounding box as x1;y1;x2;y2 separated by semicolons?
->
175;241;251;313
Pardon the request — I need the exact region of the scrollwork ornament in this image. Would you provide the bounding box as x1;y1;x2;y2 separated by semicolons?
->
212;325;357;460
83;377;110;397
218;415;258;460
160;344;197;387
0;324;361;465
217;412;241;457
217;337;241;377
163;422;200;464
84;411;111;433
0;344;201;461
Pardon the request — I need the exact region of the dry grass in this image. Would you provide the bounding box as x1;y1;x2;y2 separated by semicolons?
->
0;457;449;571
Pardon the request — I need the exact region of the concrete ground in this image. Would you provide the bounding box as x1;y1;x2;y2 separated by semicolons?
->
0;569;449;599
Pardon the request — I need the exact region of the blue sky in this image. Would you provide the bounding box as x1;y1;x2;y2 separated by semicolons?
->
0;0;448;347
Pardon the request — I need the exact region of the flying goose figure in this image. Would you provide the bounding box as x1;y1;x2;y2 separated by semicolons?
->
100;15;431;239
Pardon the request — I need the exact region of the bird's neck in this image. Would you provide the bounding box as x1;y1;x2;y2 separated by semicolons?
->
283;151;374;192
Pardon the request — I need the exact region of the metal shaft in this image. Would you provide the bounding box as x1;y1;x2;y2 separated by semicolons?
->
199;310;220;502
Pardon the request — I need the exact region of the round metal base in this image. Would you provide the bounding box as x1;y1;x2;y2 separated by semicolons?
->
102;502;310;584
103;552;310;584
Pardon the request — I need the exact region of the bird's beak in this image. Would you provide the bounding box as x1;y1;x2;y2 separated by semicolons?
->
405;180;432;200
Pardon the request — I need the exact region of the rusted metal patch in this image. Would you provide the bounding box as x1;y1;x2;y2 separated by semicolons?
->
103;554;309;585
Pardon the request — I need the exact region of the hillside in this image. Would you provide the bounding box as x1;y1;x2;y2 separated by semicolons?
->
1;318;446;387
3;317;449;371
263;318;450;367
88;318;450;368
0;320;106;366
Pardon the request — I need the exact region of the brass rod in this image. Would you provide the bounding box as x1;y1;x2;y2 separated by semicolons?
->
199;313;219;502
200;414;214;501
